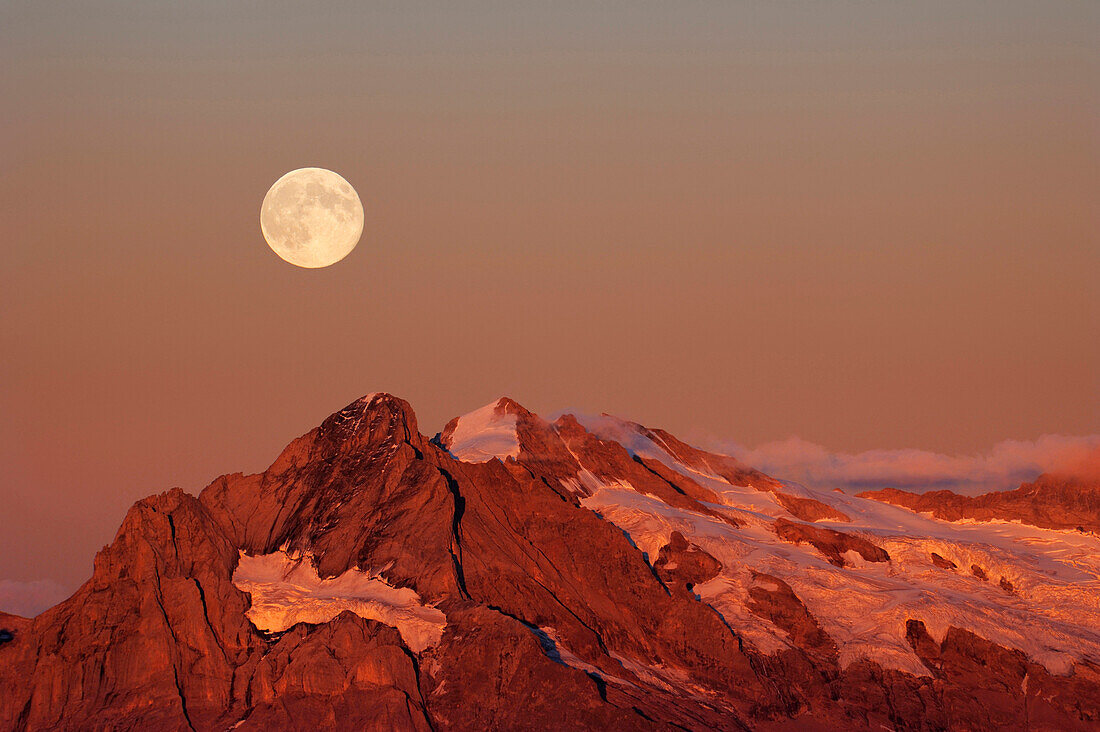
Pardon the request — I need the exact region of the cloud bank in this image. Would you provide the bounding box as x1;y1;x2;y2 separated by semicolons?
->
722;434;1100;496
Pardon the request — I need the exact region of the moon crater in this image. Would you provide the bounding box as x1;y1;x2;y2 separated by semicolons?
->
260;168;364;268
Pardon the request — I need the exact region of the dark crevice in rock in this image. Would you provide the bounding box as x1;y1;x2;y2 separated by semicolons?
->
488;604;620;712
590;511;671;597
494;608;567;665
632;454;686;496
586;670;608;701
191;578;230;664
436;466;471;600
528;577;611;655
146;552;196;732
427;433;447;455
518;462;577;504
645;561;671;596
171;664;197;732
400;646;437;732
14;697;32;731
488;602;609;669
403;420;423;459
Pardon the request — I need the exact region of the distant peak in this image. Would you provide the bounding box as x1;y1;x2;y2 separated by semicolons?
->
437;398;525;463
492;396;530;415
492;396;539;420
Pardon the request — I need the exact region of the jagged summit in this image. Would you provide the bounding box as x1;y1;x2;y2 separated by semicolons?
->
3;392;1100;730
318;392;423;447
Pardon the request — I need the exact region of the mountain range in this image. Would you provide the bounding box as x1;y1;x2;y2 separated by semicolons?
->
1;393;1098;730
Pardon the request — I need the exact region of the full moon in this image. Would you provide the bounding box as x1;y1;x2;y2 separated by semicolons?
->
260;168;364;268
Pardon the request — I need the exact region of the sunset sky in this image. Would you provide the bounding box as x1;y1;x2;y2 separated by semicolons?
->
1;2;1097;607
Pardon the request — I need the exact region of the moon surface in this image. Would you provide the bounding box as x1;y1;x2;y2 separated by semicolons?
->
260;168;364;268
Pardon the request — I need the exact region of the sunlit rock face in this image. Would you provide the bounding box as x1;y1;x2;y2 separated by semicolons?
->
2;392;1099;731
861;472;1100;534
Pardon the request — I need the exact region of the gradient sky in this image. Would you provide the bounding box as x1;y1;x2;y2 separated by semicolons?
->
1;2;1097;604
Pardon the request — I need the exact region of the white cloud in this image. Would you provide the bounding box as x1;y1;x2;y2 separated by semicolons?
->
719;434;1100;495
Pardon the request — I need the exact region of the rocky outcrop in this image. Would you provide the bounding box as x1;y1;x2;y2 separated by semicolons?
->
905;620;1100;730
746;573;837;661
0;487;256;731
861;471;1100;533
772;518;890;567
930;552;957;570
2;393;1098;730
653;531;723;589
241;613;431;731
769;491;851;523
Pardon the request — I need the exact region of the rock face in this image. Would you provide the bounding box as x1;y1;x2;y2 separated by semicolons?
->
2;393;1099;730
653;531;723;590
772;518;890;567
860;472;1100;533
930;552;957;570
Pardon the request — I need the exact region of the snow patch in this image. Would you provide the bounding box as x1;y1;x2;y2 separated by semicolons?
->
569;413;806;519
232;551;446;652
580;478;1100;677
446;402;520;463
610;652;693;695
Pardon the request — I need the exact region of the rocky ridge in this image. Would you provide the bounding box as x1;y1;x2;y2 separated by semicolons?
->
860;473;1100;534
0;393;1098;730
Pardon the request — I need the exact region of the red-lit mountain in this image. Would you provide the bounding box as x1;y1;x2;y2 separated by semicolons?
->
2;394;1098;730
861;472;1100;535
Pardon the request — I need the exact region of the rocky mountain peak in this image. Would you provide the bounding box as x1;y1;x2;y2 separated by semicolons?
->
316;392;424;452
4;394;1100;730
435;396;539;463
491;395;531;416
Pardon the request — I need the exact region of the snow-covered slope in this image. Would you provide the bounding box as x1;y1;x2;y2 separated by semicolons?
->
583;484;1100;676
445;401;1100;677
233;550;446;652
437;399;520;463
